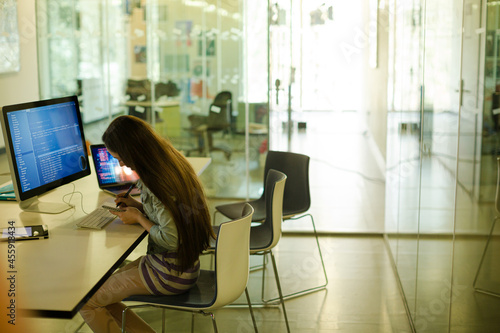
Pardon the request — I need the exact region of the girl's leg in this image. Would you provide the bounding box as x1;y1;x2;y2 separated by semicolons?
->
79;258;155;333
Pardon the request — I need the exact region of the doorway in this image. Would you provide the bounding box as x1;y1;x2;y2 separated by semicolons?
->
268;0;385;233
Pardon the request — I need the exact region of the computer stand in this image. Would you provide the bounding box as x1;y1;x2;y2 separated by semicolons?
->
19;197;74;214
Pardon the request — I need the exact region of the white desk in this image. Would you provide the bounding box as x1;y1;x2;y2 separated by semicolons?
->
0;157;210;319
125;100;182;137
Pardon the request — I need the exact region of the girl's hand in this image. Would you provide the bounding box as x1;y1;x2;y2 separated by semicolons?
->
110;207;143;225
114;193;142;211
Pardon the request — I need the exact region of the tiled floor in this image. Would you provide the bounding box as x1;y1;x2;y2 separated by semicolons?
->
21;235;412;332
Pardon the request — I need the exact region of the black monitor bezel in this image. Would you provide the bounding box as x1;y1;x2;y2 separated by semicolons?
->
1;95;91;202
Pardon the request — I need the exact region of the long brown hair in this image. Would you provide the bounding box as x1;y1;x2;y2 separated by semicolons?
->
102;115;215;272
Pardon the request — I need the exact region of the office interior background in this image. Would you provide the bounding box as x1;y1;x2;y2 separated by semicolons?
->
1;0;500;332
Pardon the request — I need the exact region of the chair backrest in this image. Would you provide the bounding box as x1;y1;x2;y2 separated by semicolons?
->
496;157;500;215
212;203;254;308
252;169;287;251
207;91;232;130
264;150;311;217
212;91;232;106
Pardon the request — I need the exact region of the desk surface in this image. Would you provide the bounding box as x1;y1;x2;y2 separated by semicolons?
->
0;157;210;319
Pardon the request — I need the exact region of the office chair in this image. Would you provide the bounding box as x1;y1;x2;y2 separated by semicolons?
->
126;79;151;101
122;204;258;333
186;91;232;160
473;157;500;298
215;150;328;302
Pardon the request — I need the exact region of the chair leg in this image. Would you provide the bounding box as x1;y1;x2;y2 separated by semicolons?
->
191;312;195;333
308;213;329;289
265;213;328;303
245;287;259;333
269;251;291;333
473;216;500;297
207;312;218;333
261;254;267;301
249;250;267;272
121;307;128;333
203;131;210;157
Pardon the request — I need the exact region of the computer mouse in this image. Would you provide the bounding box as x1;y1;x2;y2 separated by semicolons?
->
33;230;39;236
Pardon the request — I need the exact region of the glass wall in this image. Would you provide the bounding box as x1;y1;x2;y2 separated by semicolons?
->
36;0;270;200
387;0;500;331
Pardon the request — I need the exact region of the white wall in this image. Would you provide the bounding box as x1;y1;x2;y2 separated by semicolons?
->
362;1;389;160
0;0;39;149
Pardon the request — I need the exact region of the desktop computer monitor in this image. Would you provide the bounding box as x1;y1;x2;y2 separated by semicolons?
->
0;95;91;213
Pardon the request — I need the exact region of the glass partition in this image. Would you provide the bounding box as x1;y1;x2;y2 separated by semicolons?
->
386;0;424;323
36;0;269;201
387;0;500;331
451;0;500;331
415;1;463;331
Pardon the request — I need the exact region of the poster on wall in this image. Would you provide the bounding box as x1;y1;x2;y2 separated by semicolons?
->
175;20;192;47
0;0;20;73
134;45;147;63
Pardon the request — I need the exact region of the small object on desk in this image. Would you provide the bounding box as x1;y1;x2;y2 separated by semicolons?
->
102;205;125;212
0;192;16;201
0;182;16;201
0;182;14;194
76;208;118;229
1;224;49;241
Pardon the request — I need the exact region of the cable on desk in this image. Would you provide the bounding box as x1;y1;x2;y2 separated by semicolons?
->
62;183;90;215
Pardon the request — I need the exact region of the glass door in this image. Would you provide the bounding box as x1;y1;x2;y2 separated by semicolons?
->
452;1;500;331
386;0;425;324
416;0;463;331
268;0;293;151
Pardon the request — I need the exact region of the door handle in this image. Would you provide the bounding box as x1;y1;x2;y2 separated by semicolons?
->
456;79;471;106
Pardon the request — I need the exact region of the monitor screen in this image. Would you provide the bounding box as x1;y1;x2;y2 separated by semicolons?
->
1;96;90;207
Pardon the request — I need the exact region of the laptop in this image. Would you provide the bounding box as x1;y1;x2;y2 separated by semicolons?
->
90;144;141;196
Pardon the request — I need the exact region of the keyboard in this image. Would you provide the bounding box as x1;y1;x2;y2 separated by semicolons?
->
76;208;117;229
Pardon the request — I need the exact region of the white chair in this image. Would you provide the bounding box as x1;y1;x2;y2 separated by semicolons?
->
122;204;257;333
473;157;500;297
214;169;290;332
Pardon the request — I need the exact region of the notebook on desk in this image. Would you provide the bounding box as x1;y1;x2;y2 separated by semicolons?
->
0;182;16;201
90;144;141;196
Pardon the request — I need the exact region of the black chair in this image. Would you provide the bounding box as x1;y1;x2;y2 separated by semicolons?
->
215;150;328;302
122;204;258;333
186;91;232;160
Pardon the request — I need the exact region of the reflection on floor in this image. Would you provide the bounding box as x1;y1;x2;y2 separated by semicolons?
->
385;111;500;332
199;111;387;234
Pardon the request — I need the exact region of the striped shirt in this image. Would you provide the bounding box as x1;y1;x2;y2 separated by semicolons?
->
137;180;200;295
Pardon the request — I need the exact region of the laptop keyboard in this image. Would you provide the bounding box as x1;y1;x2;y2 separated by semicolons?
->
76;208;117;229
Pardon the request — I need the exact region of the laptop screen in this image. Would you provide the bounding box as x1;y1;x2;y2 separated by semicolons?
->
90;144;139;186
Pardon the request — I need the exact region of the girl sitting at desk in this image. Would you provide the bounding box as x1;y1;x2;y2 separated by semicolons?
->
80;115;215;333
